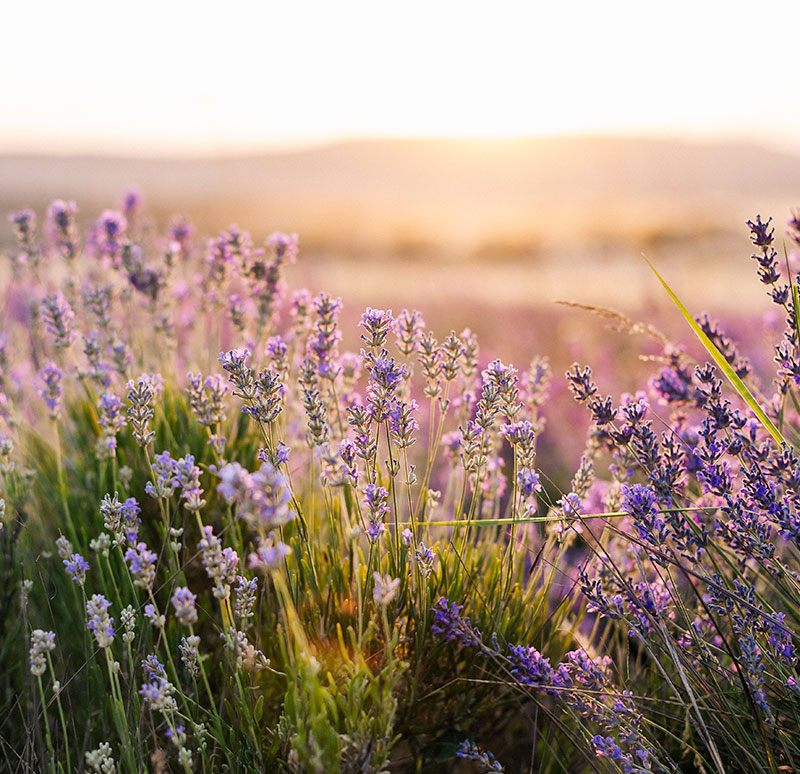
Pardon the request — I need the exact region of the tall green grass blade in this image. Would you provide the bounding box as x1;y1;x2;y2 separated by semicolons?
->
645;257;787;448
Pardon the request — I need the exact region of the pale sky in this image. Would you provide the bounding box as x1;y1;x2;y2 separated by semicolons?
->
2;0;800;157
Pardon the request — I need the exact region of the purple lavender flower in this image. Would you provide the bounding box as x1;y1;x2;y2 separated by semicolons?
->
266;230;298;264
248;536;291;572
389;399;418;448
40;292;75;349
119;497;141;542
145;450;178;499
395;309;424;356
364;349;407;422
234;575;258;621
186;372;227;427
38;362;63;420
9;207;40;265
125;541;157;590
93;210;127;266
120;188;141;219
456;740;504;772
517;468;542;499
173;454;205;511
217;461;293;532
431;597;482;649
64;552;89;584
219;348;256;400
127;375;155;447
359;307;394;349
363;483;389;541
414;541;436;577
500;420;536;455
46;199;79;261
97;392;126;453
307;293;342;378
621;483;668;549
139;672;176;711
170;586;198;626
565;363;597;403
481;359;520;419
168;214;194;257
508;644;554;687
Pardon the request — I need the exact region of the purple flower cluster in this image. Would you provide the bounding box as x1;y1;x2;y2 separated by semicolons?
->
431;597;483;649
363;483;389;541
217;461;293;532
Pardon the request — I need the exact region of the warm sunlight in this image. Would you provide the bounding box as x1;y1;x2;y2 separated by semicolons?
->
3;0;799;155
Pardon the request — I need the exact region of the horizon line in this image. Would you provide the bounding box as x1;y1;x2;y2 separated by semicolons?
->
2;129;799;162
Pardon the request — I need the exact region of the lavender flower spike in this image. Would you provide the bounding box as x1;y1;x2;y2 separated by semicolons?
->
86;594;115;648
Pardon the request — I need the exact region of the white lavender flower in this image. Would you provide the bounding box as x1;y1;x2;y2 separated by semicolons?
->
85;741;116;774
89;532;111;555
55;534;72;560
198;525;238;599
179;635;200;677
119;605;136;643
222;626;269;672
29;629;55;676
86;595;115;648
373;572;400;606
139;673;176;711
233;575;258;622
126;375;155;447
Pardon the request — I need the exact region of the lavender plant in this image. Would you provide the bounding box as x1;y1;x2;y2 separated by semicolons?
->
2;194;800;774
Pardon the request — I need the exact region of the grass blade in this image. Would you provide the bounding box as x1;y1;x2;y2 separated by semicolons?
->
644;257;787;448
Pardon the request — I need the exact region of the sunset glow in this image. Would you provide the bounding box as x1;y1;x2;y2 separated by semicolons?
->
3;0;800;156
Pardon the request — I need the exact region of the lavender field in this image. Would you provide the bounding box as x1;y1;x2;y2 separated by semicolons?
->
3;189;800;774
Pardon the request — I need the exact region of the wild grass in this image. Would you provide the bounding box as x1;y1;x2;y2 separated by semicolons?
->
1;197;800;773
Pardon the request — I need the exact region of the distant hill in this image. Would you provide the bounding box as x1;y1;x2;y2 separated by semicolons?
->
2;136;799;258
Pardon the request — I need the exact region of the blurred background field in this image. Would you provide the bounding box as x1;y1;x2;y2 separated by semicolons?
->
3;135;796;484
14;136;793;482
4;135;799;312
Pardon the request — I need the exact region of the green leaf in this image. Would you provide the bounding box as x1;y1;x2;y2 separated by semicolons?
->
254;694;264;724
645;257;786;448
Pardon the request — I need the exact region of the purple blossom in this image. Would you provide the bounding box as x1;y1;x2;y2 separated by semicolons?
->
388;399;418;447
266;231;298;265
9;207;39;264
40;292;75;349
198;525;239;598
517;468;541;499
64;552;89;584
46;199;79;261
217;461;293;532
431;597;482;649
621;483;668;549
97;392;126;453
39;362;63;420
248;537;291;571
93;210;127;266
145;450;178;499
395;309;424;356
171;586;198;626
359;307;395;349
508;644;554;687
125;541;157;590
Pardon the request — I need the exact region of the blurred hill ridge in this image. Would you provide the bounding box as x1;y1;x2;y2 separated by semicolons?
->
2;136;799;262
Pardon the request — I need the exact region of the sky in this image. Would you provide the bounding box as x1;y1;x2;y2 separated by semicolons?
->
2;0;800;157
